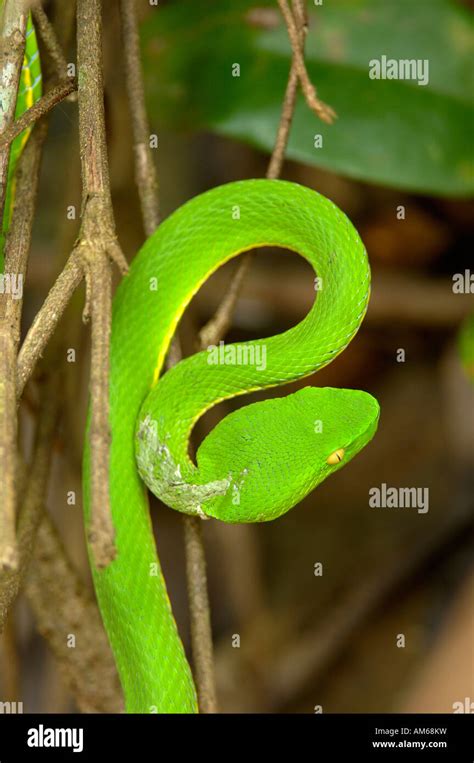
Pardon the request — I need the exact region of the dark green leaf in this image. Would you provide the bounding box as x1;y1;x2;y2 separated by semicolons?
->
141;0;474;196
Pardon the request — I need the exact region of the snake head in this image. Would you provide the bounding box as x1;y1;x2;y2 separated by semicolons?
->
195;386;380;523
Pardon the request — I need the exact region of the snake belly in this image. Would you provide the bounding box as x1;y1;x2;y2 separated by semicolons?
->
83;179;380;713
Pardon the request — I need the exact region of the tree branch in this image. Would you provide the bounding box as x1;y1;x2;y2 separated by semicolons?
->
119;0;159;234
32;5;69;81
0;366;60;631
76;0;128;568
16;255;83;396
277;0;336;124
2;78;76;146
0;0;28;571
25;515;123;713
0;122;46;571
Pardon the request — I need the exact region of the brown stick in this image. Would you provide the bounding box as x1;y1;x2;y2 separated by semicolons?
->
183;516;218;713
119;0;159;234
0;368;60;631
277;0;336;124
2;79;76;146
16;255;83;396
0;333;18;569
267;0;307;180
32;5;69;80
0;0;28;571
76;0;128;568
0;122;46;570
25;515;123;713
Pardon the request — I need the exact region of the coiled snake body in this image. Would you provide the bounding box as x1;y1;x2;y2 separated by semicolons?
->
83;179;380;712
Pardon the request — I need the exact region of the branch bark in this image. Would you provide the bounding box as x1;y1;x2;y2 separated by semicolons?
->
119;0;159;234
0;122;46;571
32;5;69;81
76;0;128;568
0;0;28;571
0;366;60;631
2;78;76;146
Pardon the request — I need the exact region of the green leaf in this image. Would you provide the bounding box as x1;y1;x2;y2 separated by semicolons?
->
141;0;474;196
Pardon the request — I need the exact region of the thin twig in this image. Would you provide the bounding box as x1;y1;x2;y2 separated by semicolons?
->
0;122;46;571
2;78;76;146
32;5;69;81
198;257;252;350
25;515;123;712
267;0;306;179
183;517;218;713
0;0;28;570
16;256;83;396
0;367;61;631
277;0;336;124
76;0;128;568
0;332;17;569
119;0;159;234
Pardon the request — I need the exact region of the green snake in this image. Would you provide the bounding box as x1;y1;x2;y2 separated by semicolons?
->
5;14;383;714
83;179;380;712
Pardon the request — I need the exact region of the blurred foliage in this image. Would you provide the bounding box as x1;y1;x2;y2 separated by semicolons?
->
141;0;474;196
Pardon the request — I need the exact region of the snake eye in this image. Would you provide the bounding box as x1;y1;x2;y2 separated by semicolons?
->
327;448;345;465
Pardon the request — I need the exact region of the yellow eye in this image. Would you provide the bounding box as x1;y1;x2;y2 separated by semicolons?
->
327;448;345;465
